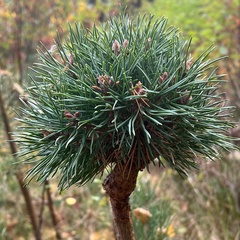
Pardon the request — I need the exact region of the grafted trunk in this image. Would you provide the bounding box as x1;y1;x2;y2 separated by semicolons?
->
103;164;139;240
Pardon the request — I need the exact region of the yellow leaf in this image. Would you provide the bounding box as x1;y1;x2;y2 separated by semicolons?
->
166;224;175;238
65;197;76;205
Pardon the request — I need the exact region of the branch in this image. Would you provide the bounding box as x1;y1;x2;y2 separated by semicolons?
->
46;180;62;240
37;181;47;238
0;89;40;240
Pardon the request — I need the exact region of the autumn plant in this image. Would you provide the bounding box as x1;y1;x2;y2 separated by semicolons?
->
15;14;235;240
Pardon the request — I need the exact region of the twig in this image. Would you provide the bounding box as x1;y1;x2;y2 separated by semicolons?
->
0;89;40;240
37;181;47;237
46;180;62;240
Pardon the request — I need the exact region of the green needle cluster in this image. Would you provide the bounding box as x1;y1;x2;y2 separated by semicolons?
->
15;14;235;190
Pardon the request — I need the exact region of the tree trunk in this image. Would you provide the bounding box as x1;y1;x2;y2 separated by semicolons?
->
102;163;139;240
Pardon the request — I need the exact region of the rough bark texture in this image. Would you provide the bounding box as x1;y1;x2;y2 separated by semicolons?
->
103;164;139;240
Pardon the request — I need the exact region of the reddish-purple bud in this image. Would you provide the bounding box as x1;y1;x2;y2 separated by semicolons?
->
123;39;129;48
135;81;144;95
104;74;109;79
69;55;74;65
92;85;102;92
108;79;114;86
74;111;80;117
64;111;74;118
42;130;51;137
160;72;168;83
21;96;29;105
146;38;152;51
186;60;191;71
112;39;121;56
98;75;105;85
180;90;192;105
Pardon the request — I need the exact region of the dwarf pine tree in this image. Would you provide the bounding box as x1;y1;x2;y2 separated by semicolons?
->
15;14;235;239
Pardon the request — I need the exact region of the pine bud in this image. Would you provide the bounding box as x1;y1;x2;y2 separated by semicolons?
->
69;55;74;65
134;81;144;95
64;111;74;118
112;39;121;56
160;72;168;83
179;90;192;105
123;39;129;48
92;85;102;92
74;111;80;117
42;130;51;137
146;38;151;51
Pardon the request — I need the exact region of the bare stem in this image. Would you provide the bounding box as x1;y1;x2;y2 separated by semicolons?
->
46;180;62;240
37;181;47;238
103;163;139;240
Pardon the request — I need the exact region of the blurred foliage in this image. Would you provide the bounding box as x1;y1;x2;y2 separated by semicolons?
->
170;152;240;240
143;0;239;55
131;174;174;240
142;0;240;116
0;0;239;239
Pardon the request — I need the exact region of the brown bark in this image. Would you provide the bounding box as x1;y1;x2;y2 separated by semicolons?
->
46;180;62;240
14;0;23;84
103;164;139;240
16;173;40;240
